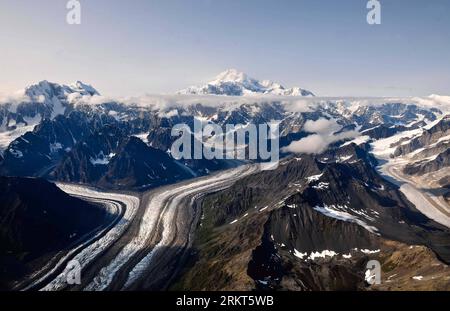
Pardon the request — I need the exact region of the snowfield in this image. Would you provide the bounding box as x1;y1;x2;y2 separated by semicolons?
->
0;124;36;153
398;183;450;228
371;115;450;229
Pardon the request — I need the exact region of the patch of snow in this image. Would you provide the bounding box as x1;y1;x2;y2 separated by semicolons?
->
89;152;115;166
308;250;338;260
313;205;379;233
256;280;268;285
293;249;307;259
387;274;397;280
349;208;376;222
435;134;450;144
371;128;423;159
337;155;353;162
0;123;36;152
312;182;329;190
133;133;149;144
361;126;380;134
360;249;380;254
306;173;323;183
341;135;370;147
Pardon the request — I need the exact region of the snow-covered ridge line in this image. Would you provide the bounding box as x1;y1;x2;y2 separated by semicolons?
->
2;80;449;118
0;80;98;110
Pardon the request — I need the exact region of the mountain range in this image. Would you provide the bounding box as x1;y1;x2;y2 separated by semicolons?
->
0;77;449;291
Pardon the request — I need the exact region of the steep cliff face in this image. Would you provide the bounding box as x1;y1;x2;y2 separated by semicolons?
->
51;124;128;184
0;177;107;289
98;137;192;189
0;111;119;178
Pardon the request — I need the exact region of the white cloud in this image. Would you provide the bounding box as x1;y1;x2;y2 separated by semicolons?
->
283;99;314;113
282;118;359;154
304;118;341;134
411;94;450;113
284;134;328;154
0;91;33;113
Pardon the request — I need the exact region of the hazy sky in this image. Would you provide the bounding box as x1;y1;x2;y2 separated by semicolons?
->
1;0;449;97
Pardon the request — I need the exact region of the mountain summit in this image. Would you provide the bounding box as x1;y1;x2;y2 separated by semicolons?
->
177;69;315;96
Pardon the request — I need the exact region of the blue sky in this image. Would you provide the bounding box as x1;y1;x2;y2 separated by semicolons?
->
0;0;449;97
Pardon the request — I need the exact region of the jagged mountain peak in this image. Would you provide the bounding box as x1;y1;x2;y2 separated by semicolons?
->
177;69;315;97
69;81;100;96
0;80;101;133
212;69;251;84
24;80;99;98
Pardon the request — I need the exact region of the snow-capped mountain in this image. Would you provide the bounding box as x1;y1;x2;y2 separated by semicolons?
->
22;80;99;118
177;69;315;96
25;80;99;101
0;80;99;127
0;80;99;152
0;80;98;128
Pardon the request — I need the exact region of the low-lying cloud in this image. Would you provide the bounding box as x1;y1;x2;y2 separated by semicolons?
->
282;118;359;154
303;118;342;134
